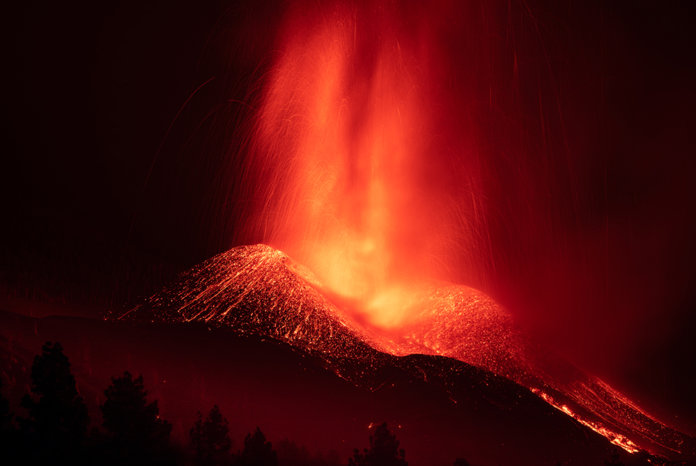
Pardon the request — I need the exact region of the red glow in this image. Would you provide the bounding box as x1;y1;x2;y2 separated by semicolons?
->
531;389;640;454
132;244;694;458
246;1;474;329
220;1;694;459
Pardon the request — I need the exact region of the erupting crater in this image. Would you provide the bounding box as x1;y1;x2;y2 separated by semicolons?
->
121;1;695;461
125;244;695;461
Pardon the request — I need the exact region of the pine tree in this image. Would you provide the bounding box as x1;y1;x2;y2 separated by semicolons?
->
20;341;89;463
101;371;172;465
190;405;233;465
349;422;407;466
238;427;277;466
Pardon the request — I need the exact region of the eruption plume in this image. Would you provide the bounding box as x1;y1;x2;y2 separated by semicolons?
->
242;1;483;328
154;0;695;461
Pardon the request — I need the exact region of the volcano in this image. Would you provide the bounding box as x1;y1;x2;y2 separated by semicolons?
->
124;244;695;463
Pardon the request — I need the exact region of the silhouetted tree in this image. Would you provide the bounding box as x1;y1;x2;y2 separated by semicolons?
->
101;371;173;465
191;405;233;465
237;427;277;466
20;341;89;464
349;423;407;466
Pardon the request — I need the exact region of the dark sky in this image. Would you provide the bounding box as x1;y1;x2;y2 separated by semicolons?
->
4;0;696;432
5;0;278;305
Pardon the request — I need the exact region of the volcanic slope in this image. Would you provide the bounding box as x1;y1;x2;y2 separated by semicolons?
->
126;244;695;461
0;308;648;466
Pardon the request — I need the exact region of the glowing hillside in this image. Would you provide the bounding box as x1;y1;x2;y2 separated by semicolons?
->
124;244;694;460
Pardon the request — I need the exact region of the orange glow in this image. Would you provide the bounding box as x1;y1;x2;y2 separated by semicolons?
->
249;2;459;328
222;2;683;457
531;389;640;454
133;244;690;458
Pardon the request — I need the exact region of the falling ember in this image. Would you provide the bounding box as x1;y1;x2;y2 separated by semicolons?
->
244;1;477;328
192;0;696;460
130;244;695;460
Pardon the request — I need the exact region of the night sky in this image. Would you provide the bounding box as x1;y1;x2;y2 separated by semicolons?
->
5;0;696;434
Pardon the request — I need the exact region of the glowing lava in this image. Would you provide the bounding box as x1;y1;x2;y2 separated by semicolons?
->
243;1;472;328
127;245;695;460
202;2;696;459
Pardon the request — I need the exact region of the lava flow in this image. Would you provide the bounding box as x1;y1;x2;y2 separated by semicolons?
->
127;244;694;461
135;0;694;461
182;0;696;459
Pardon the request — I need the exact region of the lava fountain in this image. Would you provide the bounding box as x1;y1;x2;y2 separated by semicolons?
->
181;0;695;460
242;1;485;328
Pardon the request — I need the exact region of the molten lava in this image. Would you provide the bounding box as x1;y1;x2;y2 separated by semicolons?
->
244;1;476;328
128;245;694;460
195;2;696;458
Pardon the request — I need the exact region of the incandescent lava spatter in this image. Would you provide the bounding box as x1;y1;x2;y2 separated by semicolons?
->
125;244;695;462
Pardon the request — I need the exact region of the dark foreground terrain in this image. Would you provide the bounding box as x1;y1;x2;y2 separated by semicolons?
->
0;309;666;466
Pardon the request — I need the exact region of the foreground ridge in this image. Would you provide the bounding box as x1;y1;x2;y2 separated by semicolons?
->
125;244;695;461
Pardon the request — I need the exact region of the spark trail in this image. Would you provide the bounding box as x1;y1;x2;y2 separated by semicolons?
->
127;1;695;461
128;244;694;460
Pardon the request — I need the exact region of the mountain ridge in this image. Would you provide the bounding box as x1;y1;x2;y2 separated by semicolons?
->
124;244;695;461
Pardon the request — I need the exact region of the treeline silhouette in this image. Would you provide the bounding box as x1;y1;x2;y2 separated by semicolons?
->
1;341;432;466
1;341;636;466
